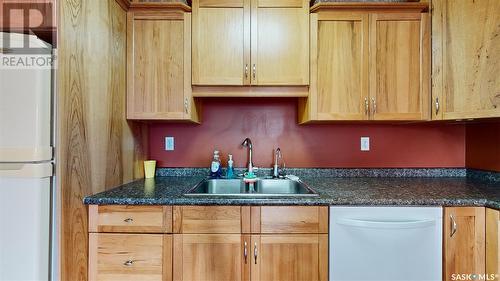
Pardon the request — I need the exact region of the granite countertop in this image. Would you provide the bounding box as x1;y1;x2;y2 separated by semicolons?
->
84;169;500;209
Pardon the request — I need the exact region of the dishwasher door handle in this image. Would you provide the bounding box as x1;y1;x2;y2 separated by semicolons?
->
336;218;436;229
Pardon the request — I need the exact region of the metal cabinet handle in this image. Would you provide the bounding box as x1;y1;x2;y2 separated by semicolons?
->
254;242;258;264
252;64;256;80
124;218;133;223
245;64;249;79
123;260;134;266
450;214;457;237
184;98;189;114
435;97;440;115
371;98;377;114
364;97;369;115
244;241;248;264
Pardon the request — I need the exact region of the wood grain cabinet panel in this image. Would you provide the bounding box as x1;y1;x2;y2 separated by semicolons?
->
127;11;199;122
192;0;250;85
369;13;430;121
89;233;172;281
192;0;308;87
173;234;247;281
89;205;172;233
486;208;499;277
251;234;328;281
300;6;430;123
252;206;328;234
173;206;244;233
444;207;486;281
251;0;309;85
304;12;369;122
431;0;500;120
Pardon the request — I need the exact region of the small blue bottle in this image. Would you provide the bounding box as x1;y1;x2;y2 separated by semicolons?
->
209;150;222;179
226;154;235;179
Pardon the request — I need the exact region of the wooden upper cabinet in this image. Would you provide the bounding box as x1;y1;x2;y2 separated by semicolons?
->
251;0;309;85
192;0;250;85
127;10;199;122
299;5;430;123
191;0;309;87
302;12;369;122
251;234;328;281
486;208;499;277
444;207;486;281
432;0;500;120
369;12;430;121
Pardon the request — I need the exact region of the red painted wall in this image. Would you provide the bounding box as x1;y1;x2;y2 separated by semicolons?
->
149;99;465;168
466;122;500;172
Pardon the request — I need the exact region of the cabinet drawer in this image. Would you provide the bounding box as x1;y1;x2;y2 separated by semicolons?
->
173;206;245;233
89;233;171;281
89;205;172;233
252;206;328;234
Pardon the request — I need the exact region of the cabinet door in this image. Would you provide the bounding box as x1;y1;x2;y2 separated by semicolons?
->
251;0;309;85
432;0;500;120
251;234;328;281
192;0;250;85
444;207;485;281
486;208;499;277
127;12;197;121
369;13;430;120
308;12;369;121
173;234;249;281
89;233;172;281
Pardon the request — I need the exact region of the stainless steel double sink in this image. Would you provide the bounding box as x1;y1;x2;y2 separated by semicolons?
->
185;178;318;197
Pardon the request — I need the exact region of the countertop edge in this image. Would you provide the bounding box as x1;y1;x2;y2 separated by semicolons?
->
83;198;497;209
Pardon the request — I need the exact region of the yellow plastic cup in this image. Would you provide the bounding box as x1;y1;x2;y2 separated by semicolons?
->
144;160;156;179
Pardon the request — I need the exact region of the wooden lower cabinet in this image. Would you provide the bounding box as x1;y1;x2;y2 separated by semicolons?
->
486;208;500;277
444;207;486;281
172;234;246;281
89;233;172;281
251;234;328;281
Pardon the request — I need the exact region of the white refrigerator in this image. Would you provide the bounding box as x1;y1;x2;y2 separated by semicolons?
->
0;32;53;281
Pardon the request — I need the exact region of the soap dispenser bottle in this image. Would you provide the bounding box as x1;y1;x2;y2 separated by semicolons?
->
210;150;222;179
226;154;235;179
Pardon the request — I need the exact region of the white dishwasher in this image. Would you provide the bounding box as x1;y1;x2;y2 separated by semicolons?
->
330;206;442;281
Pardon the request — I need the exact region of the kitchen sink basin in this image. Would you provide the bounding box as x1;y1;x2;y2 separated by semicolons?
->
185;178;318;197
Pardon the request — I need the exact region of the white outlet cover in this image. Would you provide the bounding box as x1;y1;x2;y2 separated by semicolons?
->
361;137;370;151
165;137;174;151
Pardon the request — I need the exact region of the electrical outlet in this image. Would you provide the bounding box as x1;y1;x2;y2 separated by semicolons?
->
165;137;174;151
360;137;370;151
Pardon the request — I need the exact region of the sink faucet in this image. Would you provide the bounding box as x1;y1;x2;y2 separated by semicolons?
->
241;138;254;174
273;148;283;178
